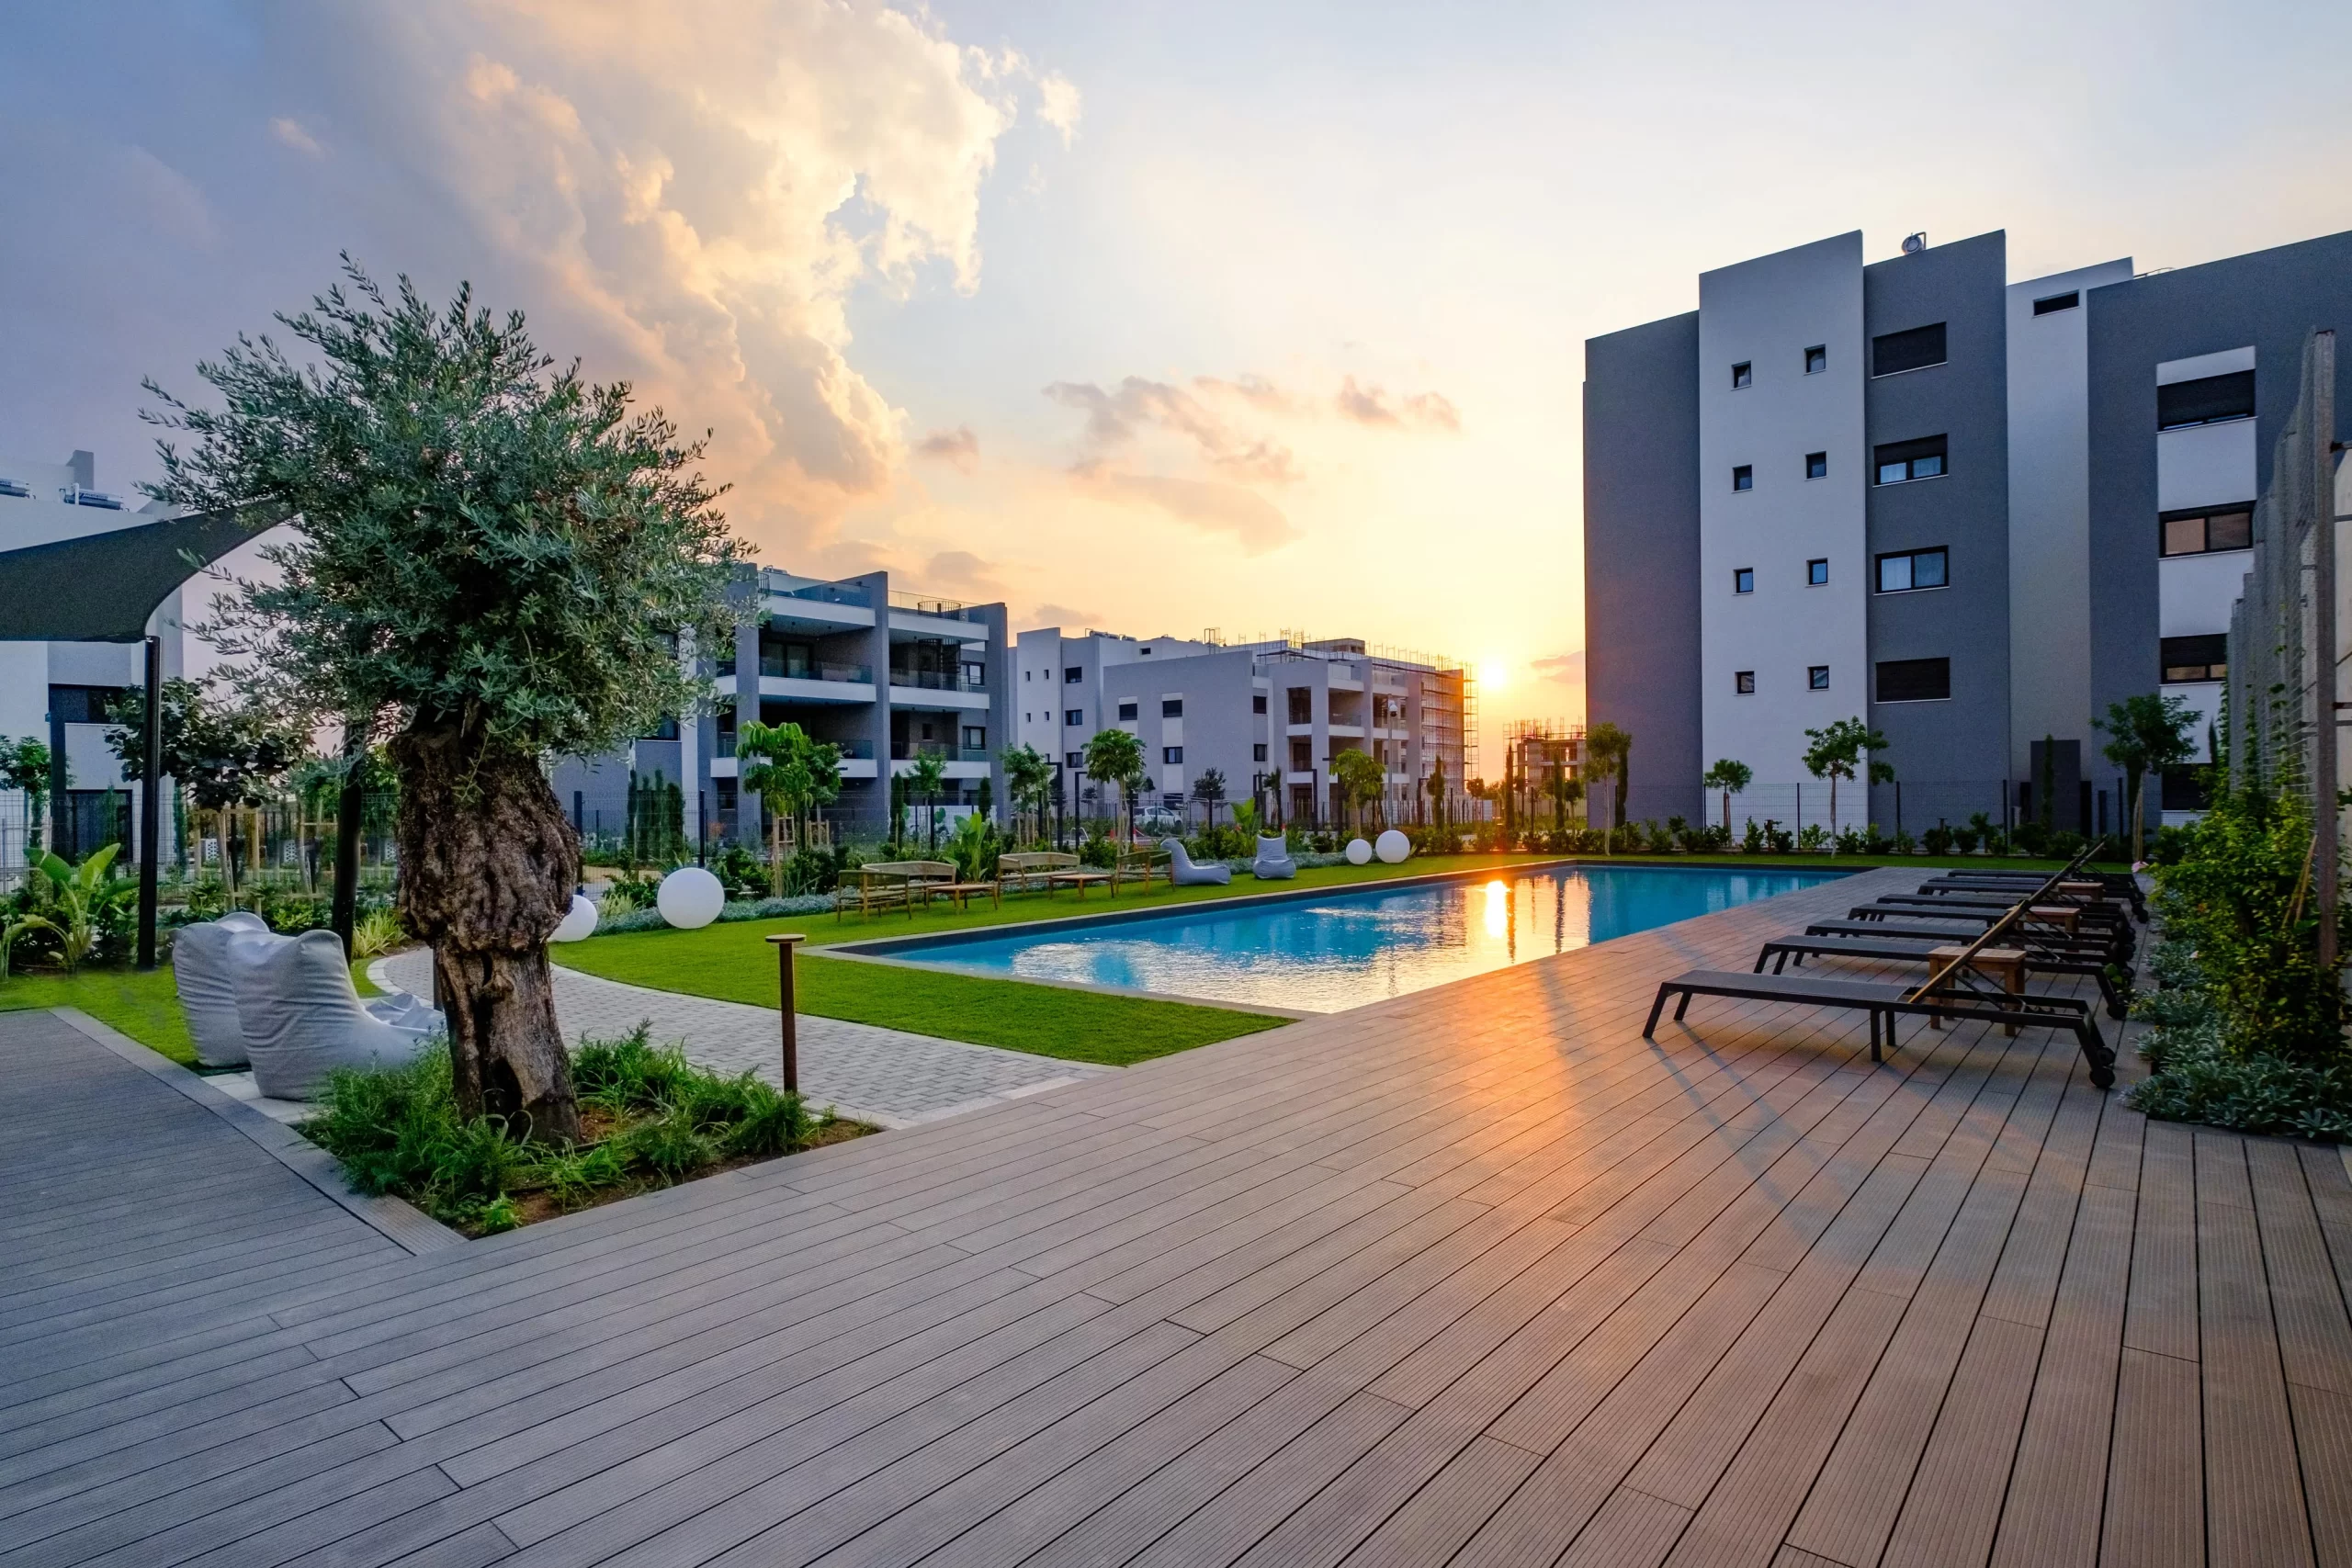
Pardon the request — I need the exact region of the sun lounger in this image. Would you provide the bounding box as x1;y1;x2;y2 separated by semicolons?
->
1163;838;1233;886
1802;918;2117;962
1755;933;2128;1018
1643;969;2114;1086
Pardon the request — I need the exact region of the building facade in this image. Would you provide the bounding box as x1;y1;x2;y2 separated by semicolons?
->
1584;225;2352;838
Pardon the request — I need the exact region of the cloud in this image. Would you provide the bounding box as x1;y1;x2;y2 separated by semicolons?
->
1031;601;1104;629
1334;375;1461;432
116;146;218;249
1036;73;1082;147
269;117;326;157
915;425;980;472
1069;462;1297;554
1532;650;1586;685
1044;377;1298;484
921;547;1009;601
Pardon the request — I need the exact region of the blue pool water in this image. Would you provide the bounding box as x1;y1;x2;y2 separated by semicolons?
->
888;864;1847;1013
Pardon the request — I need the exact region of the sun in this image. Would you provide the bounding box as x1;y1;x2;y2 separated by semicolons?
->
1478;658;1511;692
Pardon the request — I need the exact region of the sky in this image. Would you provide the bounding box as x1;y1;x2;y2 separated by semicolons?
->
5;0;2349;772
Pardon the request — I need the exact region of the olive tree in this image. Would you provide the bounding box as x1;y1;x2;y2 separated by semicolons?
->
144;261;741;1142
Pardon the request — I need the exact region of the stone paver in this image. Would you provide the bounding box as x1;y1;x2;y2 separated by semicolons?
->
372;947;1116;1128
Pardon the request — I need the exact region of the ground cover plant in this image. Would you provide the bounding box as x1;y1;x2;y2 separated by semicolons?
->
303;1025;866;1235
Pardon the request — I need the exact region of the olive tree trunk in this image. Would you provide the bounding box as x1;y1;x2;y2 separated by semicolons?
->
391;721;582;1144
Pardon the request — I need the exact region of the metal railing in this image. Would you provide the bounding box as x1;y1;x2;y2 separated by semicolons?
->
758;659;871;683
888;668;986;693
772;581;871;609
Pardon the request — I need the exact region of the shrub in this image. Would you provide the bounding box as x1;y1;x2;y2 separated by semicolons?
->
1922;825;1954;856
1796;824;1828;852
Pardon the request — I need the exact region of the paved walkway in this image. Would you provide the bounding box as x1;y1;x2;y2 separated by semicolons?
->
9;866;2352;1567
371;948;1115;1129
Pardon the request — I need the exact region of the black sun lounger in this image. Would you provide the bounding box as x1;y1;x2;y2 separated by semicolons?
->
1642;970;2115;1088
1754;933;2128;1019
1842;903;2133;959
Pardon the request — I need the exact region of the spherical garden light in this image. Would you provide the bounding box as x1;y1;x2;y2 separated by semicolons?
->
1374;829;1410;864
657;866;725;930
1346;837;1374;865
549;893;599;942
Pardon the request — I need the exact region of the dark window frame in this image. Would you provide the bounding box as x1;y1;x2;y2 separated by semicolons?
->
1731;361;1752;389
1874;546;1950;593
2159;503;2255;558
1804;345;1827;375
1116;700;1139;721
1734;567;1754;594
2157;370;2256;431
1871;321;1948;378
1735;671;1756;694
1808;665;1831;691
2032;290;2079;316
1161;698;1183;718
1162;746;1183;765
1063;666;1083;683
1064;708;1084;727
1732;464;1754;491
2161;634;2228;683
1875;656;1951;703
1806;558;1829;587
1805;451;1827;479
1873;434;1948;485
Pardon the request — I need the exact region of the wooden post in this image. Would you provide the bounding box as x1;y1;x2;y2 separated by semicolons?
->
766;933;808;1096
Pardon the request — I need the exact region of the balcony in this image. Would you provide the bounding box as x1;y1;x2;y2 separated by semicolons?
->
887;591;988;625
776;580;871;609
761;659;870;684
889;741;989;761
888;667;985;693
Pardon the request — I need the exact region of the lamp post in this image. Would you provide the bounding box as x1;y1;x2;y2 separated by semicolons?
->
764;932;807;1095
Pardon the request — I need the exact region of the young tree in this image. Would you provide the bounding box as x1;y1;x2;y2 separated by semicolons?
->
737;719;810;894
1192;767;1228;832
110;677;300;897
1702;758;1753;838
1545;763;1585;835
1331;748;1385;839
2096;692;2200;863
145;261;741;1142
1;739;56;858
1802;717;1890;841
1425;755;1448;837
907;752;949;852
1082;728;1146;841
1585;723;1633;852
998;742;1053;843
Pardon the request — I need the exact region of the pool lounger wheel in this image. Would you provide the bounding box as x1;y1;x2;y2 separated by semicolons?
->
1642;969;2116;1089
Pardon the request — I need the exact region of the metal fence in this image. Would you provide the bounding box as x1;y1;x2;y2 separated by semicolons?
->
2225;328;2343;960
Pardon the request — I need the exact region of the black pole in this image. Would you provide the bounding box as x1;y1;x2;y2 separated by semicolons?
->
766;933;806;1096
136;636;162;971
330;719;367;956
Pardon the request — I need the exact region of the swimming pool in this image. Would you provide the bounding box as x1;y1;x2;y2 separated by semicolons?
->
879;863;1847;1013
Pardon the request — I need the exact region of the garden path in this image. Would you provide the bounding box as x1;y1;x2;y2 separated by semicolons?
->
368;947;1116;1130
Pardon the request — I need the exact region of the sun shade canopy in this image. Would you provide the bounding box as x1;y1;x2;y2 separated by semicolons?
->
0;508;259;643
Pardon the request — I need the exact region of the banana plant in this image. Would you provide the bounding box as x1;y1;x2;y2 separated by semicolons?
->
37;842;128;975
0;912;58;984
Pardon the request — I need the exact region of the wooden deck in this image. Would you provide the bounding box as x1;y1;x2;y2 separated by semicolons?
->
4;865;2350;1567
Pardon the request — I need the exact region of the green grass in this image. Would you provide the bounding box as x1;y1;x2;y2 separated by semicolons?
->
0;966;197;1065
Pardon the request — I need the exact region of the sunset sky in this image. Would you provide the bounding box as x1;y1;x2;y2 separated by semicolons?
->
5;0;2348;768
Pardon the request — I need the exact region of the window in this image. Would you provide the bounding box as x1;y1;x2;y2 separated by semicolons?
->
1023;668;1031;682
1252;693;1268;714
1876;657;1951;702
2161;765;2211;812
1804;345;1827;375
1117;700;1138;721
1064;708;1083;727
46;685;124;724
1162;746;1183;765
1735;671;1756;694
2162;634;2228;682
1252;743;1269;761
1732;465;1754;491
1807;558;1829;586
1161;698;1183;717
1064;666;1083;683
1734;568;1754;594
1064;750;1080;769
1808;665;1830;691
962;726;986;750
2160;505;2254;557
1731;361;1752;389
1805;451;1827;479
1871;322;1948;377
1873;434;1948;484
1290;739;1312;769
2157;370;2255;431
643;715;679;740
1875;547;1949;592
2033;290;2079;316
715;779;738;811
1287;688;1312;723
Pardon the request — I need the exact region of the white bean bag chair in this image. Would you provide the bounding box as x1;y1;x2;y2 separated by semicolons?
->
1252;834;1297;880
236;929;429;1100
1162;838;1232;886
171;911;271;1067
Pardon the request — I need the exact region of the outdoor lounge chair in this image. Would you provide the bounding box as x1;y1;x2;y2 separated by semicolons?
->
1754;932;2129;1018
1115;844;1170;893
171;910;272;1067
996;851;1078;897
1642;968;2114;1087
836;860;956;919
1163;838;1232;886
236;930;436;1100
1252;834;1296;880
1802;918;2119;963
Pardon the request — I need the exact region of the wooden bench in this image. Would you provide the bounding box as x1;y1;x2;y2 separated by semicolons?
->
1114;845;1169;895
997;852;1079;898
835;860;957;919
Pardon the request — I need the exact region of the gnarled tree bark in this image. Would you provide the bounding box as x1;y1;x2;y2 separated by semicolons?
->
391;720;582;1144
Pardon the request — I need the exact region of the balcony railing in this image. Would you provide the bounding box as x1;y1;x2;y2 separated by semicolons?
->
758;659;871;683
888;668;986;693
887;591;985;622
774;581;871;608
833;739;876;761
891;740;953;761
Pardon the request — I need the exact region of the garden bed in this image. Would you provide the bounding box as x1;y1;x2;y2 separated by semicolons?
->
301;1025;873;1235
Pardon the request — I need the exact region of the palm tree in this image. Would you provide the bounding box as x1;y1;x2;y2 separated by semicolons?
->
1702;758;1753;838
907;752;948;852
1192;767;1227;832
1585;722;1632;852
998;743;1054;844
2095;692;2199;863
1082;728;1147;843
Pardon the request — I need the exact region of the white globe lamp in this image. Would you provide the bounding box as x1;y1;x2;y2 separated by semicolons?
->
1374;829;1410;864
549;893;599;942
1345;837;1374;865
657;866;725;930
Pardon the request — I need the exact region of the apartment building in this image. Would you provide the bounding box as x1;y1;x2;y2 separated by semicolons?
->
1015;627;1471;827
1584;224;2352;836
551;565;1010;847
0;450;189;871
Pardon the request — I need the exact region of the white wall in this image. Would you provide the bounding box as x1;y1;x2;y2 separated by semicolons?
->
2006;259;2132;779
1698;232;1868;786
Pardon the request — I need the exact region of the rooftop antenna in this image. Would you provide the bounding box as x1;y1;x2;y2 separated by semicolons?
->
1901;232;1927;255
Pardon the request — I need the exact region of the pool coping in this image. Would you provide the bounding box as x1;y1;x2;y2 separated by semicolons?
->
821;857;1855;1015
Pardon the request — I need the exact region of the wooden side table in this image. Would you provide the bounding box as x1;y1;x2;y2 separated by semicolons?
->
1046;870;1114;899
2027;905;2081;936
1928;944;2028;1033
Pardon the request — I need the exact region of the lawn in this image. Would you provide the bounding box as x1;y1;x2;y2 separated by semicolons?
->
0;966;197;1065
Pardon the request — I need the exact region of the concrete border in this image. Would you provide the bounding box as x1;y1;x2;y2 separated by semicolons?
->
48;1007;467;1255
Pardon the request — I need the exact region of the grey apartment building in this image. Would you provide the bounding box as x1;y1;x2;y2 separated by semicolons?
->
1584;224;2352;839
551;566;1010;848
1015;628;1472;828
